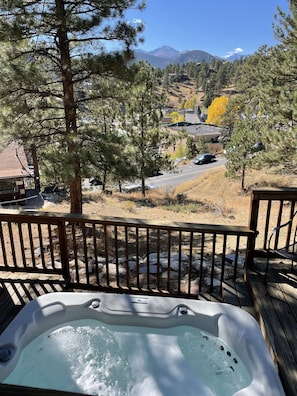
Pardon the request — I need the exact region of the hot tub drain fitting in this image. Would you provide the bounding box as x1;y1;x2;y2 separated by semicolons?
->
179;306;188;315
90;299;101;309
0;347;12;362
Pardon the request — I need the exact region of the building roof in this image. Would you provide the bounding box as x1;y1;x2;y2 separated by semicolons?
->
0;142;31;179
167;122;224;141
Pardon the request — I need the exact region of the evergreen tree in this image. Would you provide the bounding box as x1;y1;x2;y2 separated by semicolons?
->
195;136;208;156
220;95;245;145
186;136;198;159
259;2;297;172
215;62;232;92
79;80;134;190
0;0;145;213
234;1;297;174
123;62;174;196
225;115;264;191
162;69;170;92
196;61;209;91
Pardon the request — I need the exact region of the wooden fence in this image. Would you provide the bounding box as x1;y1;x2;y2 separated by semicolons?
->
0;209;256;299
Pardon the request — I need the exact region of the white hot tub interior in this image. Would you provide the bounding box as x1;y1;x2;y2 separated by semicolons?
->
0;293;285;396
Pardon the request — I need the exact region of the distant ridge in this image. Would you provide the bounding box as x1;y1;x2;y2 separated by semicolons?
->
134;45;246;68
134;45;218;68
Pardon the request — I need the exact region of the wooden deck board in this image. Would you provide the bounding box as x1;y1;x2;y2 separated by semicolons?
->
0;272;67;334
247;259;297;396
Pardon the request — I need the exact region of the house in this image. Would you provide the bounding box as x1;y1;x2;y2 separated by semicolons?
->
0;141;33;203
167;122;224;143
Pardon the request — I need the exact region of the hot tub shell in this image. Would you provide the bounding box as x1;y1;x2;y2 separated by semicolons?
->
0;292;285;396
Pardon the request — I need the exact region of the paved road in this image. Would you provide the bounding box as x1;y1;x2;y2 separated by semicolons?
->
147;156;227;189
83;156;227;193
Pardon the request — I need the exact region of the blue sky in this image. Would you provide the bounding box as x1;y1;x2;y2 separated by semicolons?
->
126;0;289;58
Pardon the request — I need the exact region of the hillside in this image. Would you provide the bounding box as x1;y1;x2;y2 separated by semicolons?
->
165;78;236;110
166;79;205;108
43;166;297;229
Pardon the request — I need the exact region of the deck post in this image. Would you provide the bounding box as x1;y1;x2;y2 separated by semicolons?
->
57;220;70;284
247;190;260;267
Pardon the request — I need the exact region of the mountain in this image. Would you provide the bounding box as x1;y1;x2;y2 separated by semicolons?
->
134;46;219;68
174;50;217;64
134;51;174;69
149;46;180;59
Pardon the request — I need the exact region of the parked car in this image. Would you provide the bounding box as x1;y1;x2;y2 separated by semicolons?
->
193;153;216;165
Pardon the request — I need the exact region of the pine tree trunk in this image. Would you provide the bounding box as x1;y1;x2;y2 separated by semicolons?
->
70;168;82;214
141;176;146;197
30;144;40;192
56;0;82;213
241;163;246;192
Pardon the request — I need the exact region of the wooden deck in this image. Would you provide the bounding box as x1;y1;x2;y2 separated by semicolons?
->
0;273;67;335
246;258;297;396
0;264;295;396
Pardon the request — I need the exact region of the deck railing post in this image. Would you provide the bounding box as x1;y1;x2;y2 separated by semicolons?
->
57;220;70;284
247;188;297;263
247;190;260;267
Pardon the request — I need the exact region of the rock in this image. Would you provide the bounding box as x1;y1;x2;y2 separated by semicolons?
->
203;277;221;287
225;253;245;268
105;263;126;277
139;263;159;274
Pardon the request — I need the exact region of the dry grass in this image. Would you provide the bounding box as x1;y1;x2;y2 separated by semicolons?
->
168;81;204;108
43;165;297;228
167;80;236;109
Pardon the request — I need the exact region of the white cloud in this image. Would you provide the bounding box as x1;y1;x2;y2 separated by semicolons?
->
127;18;144;28
224;47;244;59
132;18;143;24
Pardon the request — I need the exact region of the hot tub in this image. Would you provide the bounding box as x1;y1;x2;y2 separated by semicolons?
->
0;292;284;396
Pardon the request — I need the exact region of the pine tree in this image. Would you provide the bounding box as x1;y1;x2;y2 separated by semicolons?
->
79;79;134;190
234;1;297;174
259;1;297;171
123;62;174;196
225;115;264;191
0;0;145;213
186;136;198;159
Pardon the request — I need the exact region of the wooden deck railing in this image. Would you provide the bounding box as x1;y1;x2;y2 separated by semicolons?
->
248;187;297;260
0;209;256;299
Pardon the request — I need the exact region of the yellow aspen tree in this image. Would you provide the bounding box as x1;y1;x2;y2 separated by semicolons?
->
206;96;229;125
185;96;197;110
171;111;185;122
